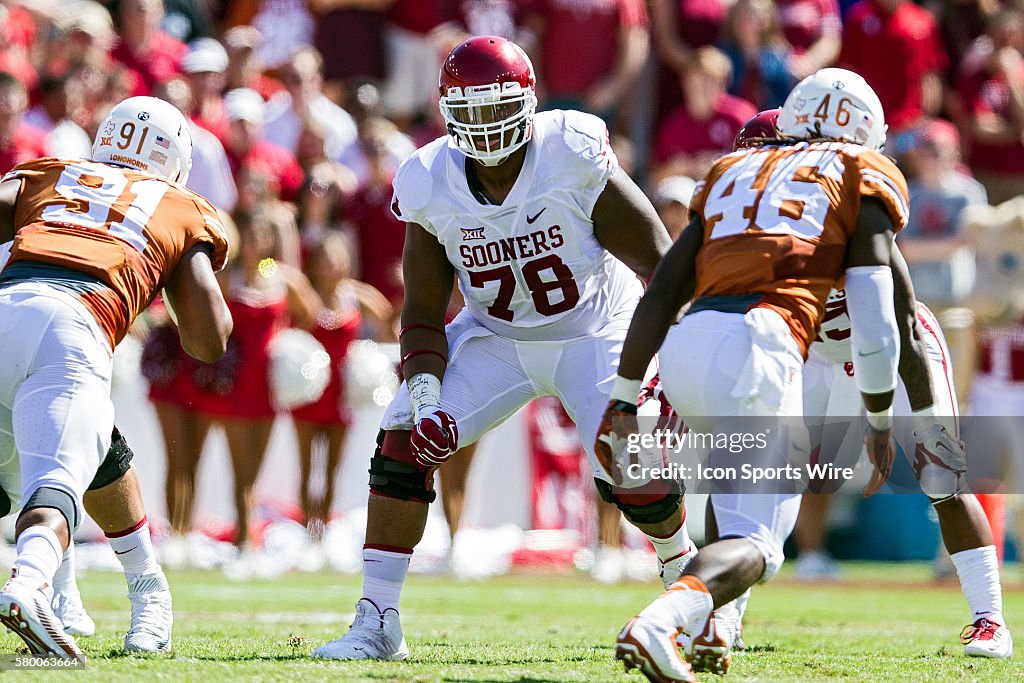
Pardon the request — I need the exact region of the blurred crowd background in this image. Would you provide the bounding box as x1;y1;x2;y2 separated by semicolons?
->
1;0;1024;581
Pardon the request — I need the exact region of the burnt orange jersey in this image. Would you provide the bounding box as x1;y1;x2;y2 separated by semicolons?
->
688;141;908;356
3;157;228;348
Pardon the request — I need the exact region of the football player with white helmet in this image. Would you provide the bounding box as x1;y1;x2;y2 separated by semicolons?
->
0;237;176;653
0;95;232;660
599;68;917;682
685;109;1013;671
314;36;690;661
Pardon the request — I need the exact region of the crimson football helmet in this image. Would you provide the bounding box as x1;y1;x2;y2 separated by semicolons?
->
733;108;781;151
439;35;538;166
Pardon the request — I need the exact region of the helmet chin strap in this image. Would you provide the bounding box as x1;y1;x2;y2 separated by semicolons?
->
477;154;512;167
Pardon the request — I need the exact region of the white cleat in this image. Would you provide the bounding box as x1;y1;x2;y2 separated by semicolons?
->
659;541;698;589
616;615;695;683
313;598;409;660
52;591;96;637
795;551;841;582
962;618;1013;658
124;572;173;653
0;574;85;661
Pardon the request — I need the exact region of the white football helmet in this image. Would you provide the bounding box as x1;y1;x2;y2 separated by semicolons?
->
777;68;887;150
91;96;193;183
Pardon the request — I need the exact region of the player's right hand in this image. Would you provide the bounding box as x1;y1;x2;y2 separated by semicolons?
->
411;409;459;467
595;400;639;486
862;423;895;497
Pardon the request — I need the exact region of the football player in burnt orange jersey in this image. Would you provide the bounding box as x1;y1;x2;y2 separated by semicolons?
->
0;240;182;652
0;96;231;661
596;69;910;682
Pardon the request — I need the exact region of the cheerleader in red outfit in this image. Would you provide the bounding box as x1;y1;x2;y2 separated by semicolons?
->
291;233;391;540
143;302;216;558
202;210;320;548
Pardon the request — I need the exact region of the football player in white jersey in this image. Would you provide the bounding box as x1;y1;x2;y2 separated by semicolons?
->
314;36;692;661
684;113;1012;670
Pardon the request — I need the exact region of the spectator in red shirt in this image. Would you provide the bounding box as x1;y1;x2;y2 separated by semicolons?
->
223;87;305;203
650;0;729;118
382;0;458;129
111;0;187;97
43;3;114;80
653;46;757;181
0;72;47;174
310;0;390;94
182;38;230;145
936;0;997;79
525;0;650;122
346;119;407;316
957;7;1024;204
0;2;37;91
839;0;946;137
223;26;284;102
778;0;842;80
720;0;794;110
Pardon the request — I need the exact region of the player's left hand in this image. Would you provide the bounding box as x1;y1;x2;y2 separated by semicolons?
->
638;374;682;428
411;409;460;467
913;423;967;476
595;400;639;486
862;424;895;497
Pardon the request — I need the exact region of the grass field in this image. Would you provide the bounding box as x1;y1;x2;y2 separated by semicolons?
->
4;563;1023;681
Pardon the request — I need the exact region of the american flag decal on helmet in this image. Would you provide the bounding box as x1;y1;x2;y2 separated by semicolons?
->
155;135;171;149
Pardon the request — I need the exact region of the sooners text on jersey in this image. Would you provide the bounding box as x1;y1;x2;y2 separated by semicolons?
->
390;110;641;341
689;141;909;356
3;157;228;348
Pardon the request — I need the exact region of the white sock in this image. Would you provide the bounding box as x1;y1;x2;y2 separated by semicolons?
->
950;545;1004;624
717;588;751;624
646;519;693;564
52;544;80;598
733;588;751;621
12;527;63;588
642;576;714;633
362;547;411;612
106;517;160;579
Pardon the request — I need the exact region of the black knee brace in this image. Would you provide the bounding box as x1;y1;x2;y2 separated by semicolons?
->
22;486;79;532
368;430;436;503
88;426;134;491
594;478;683;525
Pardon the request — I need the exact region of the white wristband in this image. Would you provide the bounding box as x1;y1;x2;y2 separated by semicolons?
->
866;407;893;431
911;404;937;436
408;372;441;422
610;376;642;405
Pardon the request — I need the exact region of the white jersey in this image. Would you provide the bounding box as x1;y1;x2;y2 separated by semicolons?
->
811;287;945;369
809;288;853;363
390;110;642;341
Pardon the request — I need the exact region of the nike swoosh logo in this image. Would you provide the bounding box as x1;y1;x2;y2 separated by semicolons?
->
114;547;138;555
526;208;546;224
